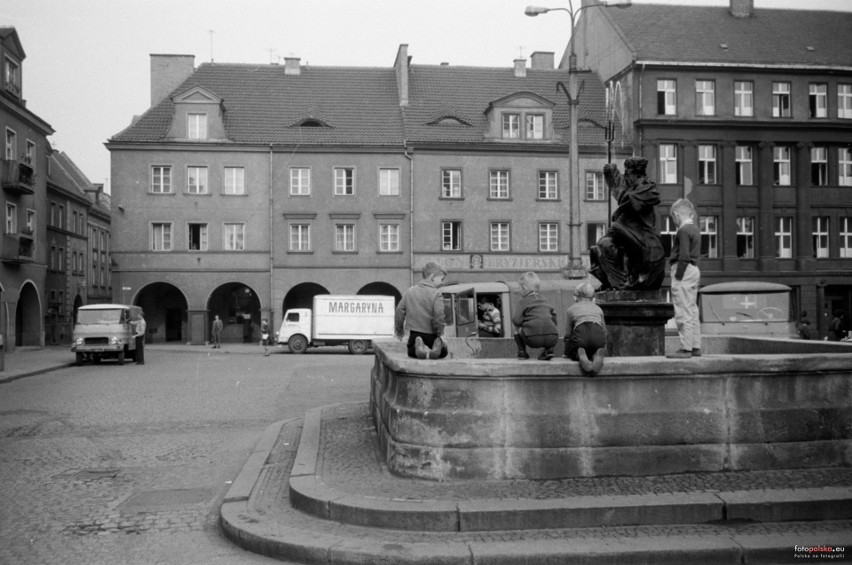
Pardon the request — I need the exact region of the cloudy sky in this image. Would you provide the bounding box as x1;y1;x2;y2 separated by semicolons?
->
3;0;849;192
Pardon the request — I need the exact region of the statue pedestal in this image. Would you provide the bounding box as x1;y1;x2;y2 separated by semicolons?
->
597;290;673;357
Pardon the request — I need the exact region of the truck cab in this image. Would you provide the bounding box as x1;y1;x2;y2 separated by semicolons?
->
71;304;141;365
439;280;581;339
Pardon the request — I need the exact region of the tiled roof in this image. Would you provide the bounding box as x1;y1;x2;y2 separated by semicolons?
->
606;4;852;67
403;65;610;146
110;61;612;148
47;152;90;200
111;63;405;145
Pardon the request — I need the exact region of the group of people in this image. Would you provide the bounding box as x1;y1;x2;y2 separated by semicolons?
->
393;195;704;374
210;315;272;355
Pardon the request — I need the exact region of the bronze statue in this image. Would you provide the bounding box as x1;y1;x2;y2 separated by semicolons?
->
589;157;665;291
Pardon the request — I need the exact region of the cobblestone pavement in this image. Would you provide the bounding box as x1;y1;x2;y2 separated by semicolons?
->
0;345;374;565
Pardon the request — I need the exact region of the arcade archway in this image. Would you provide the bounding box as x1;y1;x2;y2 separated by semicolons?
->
134;283;188;343
282;283;330;316
357;282;401;305
15;281;41;346
207;283;262;343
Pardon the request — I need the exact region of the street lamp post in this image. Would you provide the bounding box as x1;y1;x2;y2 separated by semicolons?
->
526;0;630;277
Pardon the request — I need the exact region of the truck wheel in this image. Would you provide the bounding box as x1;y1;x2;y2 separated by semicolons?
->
118;350;125;365
348;340;368;355
76;353;84;366
288;335;308;354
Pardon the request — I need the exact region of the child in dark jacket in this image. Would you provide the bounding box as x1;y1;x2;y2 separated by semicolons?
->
395;261;449;359
512;272;558;360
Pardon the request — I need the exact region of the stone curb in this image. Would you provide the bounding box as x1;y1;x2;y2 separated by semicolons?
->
219;410;852;565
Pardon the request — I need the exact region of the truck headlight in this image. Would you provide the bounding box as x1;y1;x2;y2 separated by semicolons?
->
75;337;84;345
110;337;120;345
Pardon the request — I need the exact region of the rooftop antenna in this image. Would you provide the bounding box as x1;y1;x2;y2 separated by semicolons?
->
268;48;276;64
208;29;215;62
518;46;525;59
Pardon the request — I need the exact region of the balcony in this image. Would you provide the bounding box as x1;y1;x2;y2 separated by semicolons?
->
1;233;35;264
1;160;35;195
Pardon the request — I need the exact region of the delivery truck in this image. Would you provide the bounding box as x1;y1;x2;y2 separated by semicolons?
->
277;295;395;354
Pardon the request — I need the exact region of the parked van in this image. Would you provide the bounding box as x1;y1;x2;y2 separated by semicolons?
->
71;304;142;365
439;280;581;339
277;295;395;354
699;281;797;338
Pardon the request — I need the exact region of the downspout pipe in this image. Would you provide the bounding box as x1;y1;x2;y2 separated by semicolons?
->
404;141;414;287
268;143;275;327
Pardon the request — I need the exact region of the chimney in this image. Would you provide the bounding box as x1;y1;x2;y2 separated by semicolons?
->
729;0;753;18
394;44;410;107
530;52;555;70
514;59;527;78
284;57;301;75
150;54;195;107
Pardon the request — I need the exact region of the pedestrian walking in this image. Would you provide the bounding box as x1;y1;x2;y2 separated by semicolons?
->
211;315;224;348
134;311;146;365
261;318;271;356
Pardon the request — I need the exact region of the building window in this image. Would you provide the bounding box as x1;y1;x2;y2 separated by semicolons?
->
695;80;715;116
809;83;827;118
502;113;520;139
811;147;828;186
698;145;717;184
441;169;461;198
839;148;852;186
657;79;676;115
223;167;245;195
24;140;35;165
659;144;677;184
57;205;64;229
773;146;791;186
840;217;852;258
5;128;16;160
151;222;172;251
539;222;559;252
538;171;558;200
290;168;311;196
334;224;356;252
490;222;510;252
187;223;208;251
442;221;462;251
188;113;207;139
26;209;35;233
5;202;16;234
224;223;245;251
839;84;852;119
775;217;793;258
736;146;753;186
585;171;605;200
4;57;20;95
151;166;172;193
379;168;400;196
587;222;606;252
187;166;208;194
736;217;755;258
526;114;544;139
772;82;791;118
334;167;355;196
489;170;510;199
379;224;400;252
289;224;311;252
699;216;718;258
813;217;830;258
734;81;754;117
660;216;677;256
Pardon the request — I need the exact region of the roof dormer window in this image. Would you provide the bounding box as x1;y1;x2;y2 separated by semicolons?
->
4;57;20;97
486;92;557;143
188;113;208;140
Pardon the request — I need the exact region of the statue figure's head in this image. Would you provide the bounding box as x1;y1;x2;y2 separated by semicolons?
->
624;157;648;176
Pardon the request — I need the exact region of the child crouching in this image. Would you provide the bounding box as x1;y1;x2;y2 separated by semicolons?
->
512;272;558;361
564;282;607;375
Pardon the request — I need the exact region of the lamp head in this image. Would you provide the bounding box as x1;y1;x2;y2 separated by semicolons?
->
525;6;550;16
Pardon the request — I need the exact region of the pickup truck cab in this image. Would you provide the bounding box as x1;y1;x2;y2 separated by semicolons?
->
699;281;797;338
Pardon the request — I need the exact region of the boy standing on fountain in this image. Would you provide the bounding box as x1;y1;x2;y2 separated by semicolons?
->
667;198;702;358
512;272;559;361
395;262;449;359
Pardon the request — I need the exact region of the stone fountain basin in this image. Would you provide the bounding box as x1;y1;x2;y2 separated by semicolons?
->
370;337;852;481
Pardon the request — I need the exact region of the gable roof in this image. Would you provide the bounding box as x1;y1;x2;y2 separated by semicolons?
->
605;4;852;68
0;27;25;60
111;63;405;146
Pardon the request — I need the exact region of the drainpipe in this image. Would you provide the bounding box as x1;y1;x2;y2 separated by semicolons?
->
268;143;275;328
404;142;414;287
